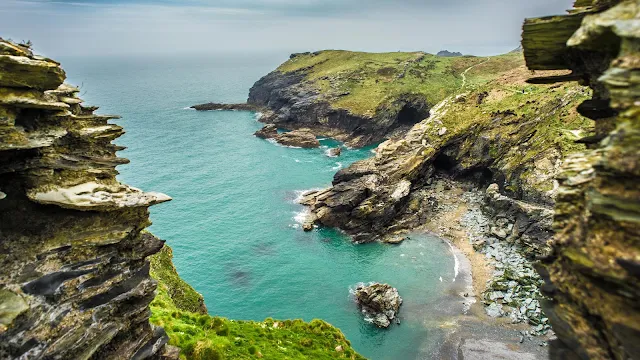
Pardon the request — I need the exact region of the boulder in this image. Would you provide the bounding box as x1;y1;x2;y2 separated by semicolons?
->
275;130;320;148
326;147;342;157
353;283;402;328
254;124;278;139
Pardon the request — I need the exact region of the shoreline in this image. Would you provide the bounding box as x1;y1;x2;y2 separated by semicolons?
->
413;178;553;359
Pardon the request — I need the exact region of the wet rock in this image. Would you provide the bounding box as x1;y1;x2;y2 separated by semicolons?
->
275;130;320;148
326;147;342;157
353;283;402;328
254;124;278;139
190;102;259;111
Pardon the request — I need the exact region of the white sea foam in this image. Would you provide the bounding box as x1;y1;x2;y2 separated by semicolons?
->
254;112;263;120
446;240;460;282
182;107;196;110
292;188;323;204
293;208;311;225
324;148;340;157
331;162;343;170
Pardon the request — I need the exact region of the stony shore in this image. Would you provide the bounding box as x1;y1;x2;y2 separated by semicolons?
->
413;177;555;358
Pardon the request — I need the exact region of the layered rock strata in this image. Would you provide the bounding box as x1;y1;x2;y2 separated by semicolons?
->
300;69;591;248
0;38;175;359
523;1;640;359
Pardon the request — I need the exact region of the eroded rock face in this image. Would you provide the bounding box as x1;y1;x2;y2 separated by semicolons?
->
300;74;588;246
353;283;402;328
523;1;640;359
246;69;430;148
0;38;175;359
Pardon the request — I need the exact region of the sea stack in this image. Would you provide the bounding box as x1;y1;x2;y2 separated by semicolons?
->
353;283;402;328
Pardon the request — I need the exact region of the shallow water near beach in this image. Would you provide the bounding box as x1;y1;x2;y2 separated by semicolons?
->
61;52;459;359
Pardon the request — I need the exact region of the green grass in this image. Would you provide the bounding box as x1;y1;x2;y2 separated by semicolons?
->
276;50;524;116
433;66;593;198
149;244;365;360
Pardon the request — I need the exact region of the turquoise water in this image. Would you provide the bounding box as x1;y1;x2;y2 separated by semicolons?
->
60;53;457;359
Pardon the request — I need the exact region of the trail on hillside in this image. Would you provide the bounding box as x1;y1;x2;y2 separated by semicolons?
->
461;58;490;89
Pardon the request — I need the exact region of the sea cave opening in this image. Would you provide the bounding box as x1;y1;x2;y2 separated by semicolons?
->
396;105;425;126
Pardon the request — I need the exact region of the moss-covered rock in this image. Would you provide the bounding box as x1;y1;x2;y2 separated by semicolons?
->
301;60;593;248
523;1;640;359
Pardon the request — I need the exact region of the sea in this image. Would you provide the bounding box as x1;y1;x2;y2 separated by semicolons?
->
60;52;459;359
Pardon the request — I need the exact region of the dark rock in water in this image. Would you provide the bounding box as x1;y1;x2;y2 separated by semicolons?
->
254;124;278;139
254;125;319;148
327;147;342;157
274;130;320;148
191;102;259;111
437;50;463;57
353;283;402;328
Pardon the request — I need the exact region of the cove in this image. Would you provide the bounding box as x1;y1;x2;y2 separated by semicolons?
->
61;53;458;359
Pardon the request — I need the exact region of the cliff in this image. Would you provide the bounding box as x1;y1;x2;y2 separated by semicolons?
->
0;39;364;360
0;38;174;359
194;50;524;147
522;1;640;359
300;59;592;250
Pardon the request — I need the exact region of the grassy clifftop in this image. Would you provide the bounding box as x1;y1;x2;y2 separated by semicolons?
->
149;244;364;360
277;50;524;116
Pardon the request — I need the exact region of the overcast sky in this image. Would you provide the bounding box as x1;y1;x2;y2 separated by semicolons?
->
1;0;574;58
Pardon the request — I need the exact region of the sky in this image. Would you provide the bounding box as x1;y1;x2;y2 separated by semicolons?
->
1;0;575;57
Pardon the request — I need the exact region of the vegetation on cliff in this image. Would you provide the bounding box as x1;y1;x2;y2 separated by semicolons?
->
277;50;523;117
150;245;365;360
0;38;173;359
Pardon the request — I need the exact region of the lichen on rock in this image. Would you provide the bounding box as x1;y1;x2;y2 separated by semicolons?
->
522;1;640;359
0;37;175;359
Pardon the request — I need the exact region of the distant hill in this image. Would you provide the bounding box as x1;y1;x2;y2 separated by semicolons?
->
437;50;463;57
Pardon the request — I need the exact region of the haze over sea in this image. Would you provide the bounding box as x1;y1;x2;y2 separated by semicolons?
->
60;52;457;359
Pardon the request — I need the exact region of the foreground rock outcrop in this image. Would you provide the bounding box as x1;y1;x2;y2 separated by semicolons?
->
353;283;402;328
523;1;640;359
0;38;175;359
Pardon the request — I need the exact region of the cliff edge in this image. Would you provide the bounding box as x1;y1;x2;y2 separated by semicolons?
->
523;1;640;359
0;38;175;359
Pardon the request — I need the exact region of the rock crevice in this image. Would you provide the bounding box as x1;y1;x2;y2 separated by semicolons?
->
0;38;175;359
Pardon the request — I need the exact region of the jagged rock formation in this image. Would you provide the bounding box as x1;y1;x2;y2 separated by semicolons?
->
192;50;512;147
300;62;592;247
352;283;402;328
523;1;640;359
0;38;175;359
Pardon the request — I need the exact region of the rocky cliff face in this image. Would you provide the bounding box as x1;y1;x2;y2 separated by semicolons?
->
247;68;430;147
0;39;175;359
301;63;592;249
523;1;640;359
